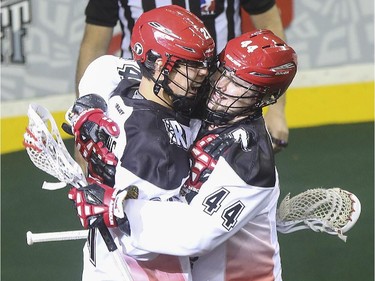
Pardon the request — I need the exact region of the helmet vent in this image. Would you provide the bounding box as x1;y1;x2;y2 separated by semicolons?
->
272;63;296;70
249;72;271;77
262;43;286;49
176;44;196;54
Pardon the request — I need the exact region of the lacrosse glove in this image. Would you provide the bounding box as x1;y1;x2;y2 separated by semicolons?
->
183;134;234;201
63;94;119;186
68;179;138;230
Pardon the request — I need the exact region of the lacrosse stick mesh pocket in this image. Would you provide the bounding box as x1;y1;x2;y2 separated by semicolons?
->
23;104;86;187
276;188;361;241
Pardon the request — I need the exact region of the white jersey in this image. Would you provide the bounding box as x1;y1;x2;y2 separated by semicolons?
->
122;118;282;281
78;55;201;281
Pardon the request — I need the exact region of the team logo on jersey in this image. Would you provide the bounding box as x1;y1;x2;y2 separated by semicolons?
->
227;127;252;152
117;61;142;81
162;119;189;150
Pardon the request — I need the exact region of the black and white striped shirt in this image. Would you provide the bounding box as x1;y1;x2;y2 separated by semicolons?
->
85;0;275;57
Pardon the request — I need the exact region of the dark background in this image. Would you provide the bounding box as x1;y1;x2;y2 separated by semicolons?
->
2;122;374;281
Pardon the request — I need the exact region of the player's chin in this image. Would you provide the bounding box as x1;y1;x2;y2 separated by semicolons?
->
187;86;199;96
184;88;199;98
207;101;225;113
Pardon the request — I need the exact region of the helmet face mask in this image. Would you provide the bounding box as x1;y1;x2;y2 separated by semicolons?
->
203;29;297;126
204;66;265;125
167;60;211;97
153;56;213;115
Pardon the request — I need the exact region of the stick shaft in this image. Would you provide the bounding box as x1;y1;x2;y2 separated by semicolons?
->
26;230;134;280
26;230;88;245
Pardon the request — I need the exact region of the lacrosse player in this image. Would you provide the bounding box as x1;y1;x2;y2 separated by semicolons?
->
123;30;297;281
69;29;297;281
65;5;215;280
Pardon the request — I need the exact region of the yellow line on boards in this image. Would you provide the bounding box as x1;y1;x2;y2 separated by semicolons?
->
2;112;72;155
2;81;374;154
284;82;374;128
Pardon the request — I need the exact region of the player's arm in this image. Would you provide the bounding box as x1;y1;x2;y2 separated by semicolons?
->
74;24;113;172
74;0;119;169
75;0;120;95
248;3;289;151
75;43;115;174
63;93;120;185
72;55;141;184
121;160;275;256
78;55;138;102
75;24;114;96
250;4;285;40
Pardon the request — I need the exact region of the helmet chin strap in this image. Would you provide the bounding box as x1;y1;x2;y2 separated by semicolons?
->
203;106;262;126
153;66;196;116
139;63;174;109
152;68;183;110
141;59;197;116
153;68;170;95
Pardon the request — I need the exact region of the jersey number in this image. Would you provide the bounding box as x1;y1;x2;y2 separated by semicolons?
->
203;188;245;231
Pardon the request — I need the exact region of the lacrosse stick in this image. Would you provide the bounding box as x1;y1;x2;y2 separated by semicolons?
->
26;186;361;245
23;103;87;189
27;230;88;245
276;187;361;242
23;103;134;281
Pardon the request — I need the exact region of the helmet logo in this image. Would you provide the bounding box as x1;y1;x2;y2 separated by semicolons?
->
133;42;143;56
149;22;179;38
162;119;190;150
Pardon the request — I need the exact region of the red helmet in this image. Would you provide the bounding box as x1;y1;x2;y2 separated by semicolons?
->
131;5;215;71
130;5;215;116
219;29;297;100
205;29;297;125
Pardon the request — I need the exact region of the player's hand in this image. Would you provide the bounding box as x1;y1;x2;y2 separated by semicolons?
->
88;144;117;186
184;134;234;194
68;180;128;229
63;94;120;186
264;102;289;153
71;108;119;160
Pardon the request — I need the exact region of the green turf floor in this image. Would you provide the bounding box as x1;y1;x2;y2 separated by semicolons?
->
2;122;374;281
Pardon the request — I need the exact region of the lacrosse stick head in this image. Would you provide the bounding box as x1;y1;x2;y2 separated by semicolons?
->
276;188;361;242
23;103;87;188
